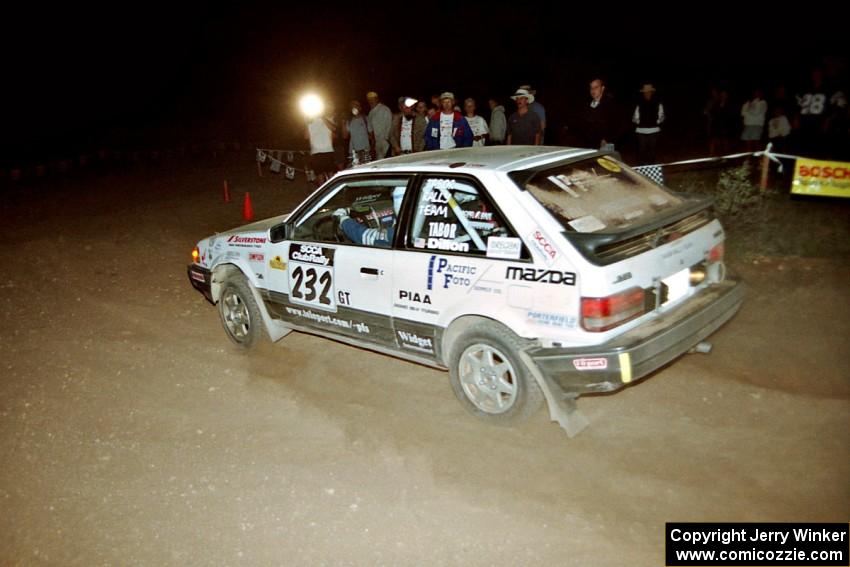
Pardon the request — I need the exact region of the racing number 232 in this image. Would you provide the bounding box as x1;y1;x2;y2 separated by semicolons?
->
291;266;333;306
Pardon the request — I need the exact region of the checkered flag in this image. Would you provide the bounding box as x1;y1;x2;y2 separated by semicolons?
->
633;164;665;186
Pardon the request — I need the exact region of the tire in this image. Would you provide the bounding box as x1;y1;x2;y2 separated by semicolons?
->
447;321;544;424
217;276;265;349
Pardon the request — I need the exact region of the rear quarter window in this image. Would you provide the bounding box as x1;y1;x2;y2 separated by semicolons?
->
520;156;685;233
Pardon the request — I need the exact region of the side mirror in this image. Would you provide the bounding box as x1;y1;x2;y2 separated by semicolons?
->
269;222;289;243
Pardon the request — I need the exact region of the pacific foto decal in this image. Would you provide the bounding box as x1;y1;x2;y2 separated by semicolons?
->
792;157;850;198
427;256;477;290
506;267;576;285
527;230;558;265
573;358;608;370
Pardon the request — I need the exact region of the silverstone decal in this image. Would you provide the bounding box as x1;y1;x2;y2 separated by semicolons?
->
526;230;559;265
288;244;336;312
426;256;477;290
506;266;576;285
486;236;522;259
269;255;287;270
284;306;370;335
527;310;577;328
395;330;434;354
248;253;264;263
226;234;267;248
572;357;608;370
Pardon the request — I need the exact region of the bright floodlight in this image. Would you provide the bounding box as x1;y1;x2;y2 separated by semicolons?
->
299;94;324;118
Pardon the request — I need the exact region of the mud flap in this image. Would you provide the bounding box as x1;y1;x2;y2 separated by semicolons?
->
519;349;589;438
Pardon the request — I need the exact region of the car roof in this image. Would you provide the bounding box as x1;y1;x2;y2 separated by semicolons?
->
345;146;596;174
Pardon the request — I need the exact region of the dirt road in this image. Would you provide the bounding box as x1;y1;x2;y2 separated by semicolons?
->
1;156;847;566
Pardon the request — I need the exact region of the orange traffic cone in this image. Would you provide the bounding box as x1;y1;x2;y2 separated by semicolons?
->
223;180;231;203
243;192;254;221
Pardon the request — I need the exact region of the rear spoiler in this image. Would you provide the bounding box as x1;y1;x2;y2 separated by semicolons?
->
563;195;715;266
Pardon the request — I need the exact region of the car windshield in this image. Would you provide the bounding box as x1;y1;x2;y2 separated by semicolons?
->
518;156;686;233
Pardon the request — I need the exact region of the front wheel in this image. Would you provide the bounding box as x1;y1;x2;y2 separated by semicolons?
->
218;276;264;349
447;321;543;424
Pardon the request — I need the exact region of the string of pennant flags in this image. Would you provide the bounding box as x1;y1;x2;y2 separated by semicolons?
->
255;148;316;181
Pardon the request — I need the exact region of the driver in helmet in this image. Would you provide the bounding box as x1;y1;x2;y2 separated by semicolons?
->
332;187;405;248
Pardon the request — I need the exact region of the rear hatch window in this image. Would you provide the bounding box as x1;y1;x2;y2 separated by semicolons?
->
511;155;713;265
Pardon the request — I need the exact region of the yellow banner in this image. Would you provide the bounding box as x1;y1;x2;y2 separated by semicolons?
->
791;157;850;198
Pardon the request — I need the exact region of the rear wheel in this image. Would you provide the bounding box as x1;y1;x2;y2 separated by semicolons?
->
218;276;264;349
448;321;543;424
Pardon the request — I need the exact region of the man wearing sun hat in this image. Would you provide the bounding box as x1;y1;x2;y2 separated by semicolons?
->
366;91;392;160
632;83;665;164
424;92;473;150
506;88;542;145
518;84;546;139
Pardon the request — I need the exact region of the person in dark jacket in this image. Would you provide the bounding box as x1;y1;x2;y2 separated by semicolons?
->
632;83;665;164
424;92;473;150
583;78;622;150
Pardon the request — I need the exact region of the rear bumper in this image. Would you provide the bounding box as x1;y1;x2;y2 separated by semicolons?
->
528;279;744;397
187;264;213;303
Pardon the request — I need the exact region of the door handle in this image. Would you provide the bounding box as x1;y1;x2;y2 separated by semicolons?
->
360;267;380;276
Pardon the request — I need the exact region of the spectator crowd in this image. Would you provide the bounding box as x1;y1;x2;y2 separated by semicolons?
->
303;68;849;180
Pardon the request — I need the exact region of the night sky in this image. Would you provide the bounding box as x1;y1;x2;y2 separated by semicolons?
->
3;3;846;162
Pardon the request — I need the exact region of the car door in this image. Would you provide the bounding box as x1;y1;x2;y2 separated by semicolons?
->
392;174;528;358
264;176;411;347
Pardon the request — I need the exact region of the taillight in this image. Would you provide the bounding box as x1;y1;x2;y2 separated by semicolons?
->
708;242;724;263
581;287;647;332
191;246;200;263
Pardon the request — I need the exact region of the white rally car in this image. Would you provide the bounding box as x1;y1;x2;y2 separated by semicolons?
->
188;147;743;434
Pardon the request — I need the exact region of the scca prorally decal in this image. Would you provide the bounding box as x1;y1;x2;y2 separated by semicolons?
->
506;266;576;285
427;256;477;290
289;243;334;266
396;330;434;354
527;230;558;265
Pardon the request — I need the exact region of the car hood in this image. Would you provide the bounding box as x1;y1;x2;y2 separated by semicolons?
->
215;213;290;238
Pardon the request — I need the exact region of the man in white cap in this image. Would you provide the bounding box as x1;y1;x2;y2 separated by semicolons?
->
366;91;392;160
506;88;542;146
519;84;546;139
424;92;473;150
